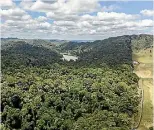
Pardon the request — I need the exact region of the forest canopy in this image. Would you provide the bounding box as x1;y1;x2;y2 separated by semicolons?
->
1;34;152;130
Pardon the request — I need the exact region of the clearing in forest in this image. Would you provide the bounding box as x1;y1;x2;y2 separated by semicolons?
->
133;49;153;130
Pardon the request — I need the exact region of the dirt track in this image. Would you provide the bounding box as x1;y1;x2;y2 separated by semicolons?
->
133;54;153;130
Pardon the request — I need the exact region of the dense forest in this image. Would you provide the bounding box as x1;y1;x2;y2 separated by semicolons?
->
59;34;153;53
1;41;62;69
59;34;153;66
1;34;153;130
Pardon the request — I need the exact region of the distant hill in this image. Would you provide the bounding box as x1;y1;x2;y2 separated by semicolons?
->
60;34;153;52
70;40;94;43
131;34;153;52
1;37;18;40
1;41;62;70
1;34;153;67
58;34;153;66
1;38;68;50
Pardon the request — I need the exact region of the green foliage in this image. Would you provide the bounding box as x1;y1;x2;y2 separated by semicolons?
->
1;65;139;130
58;34;153;66
1;35;146;130
131;34;153;52
1;42;62;70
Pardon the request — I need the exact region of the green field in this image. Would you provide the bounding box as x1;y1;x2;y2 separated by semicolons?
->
133;49;153;130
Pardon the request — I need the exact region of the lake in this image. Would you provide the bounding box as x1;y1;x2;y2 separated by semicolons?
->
62;54;78;61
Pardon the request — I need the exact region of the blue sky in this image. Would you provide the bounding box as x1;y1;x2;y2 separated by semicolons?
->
99;1;153;13
13;1;154;19
1;0;153;40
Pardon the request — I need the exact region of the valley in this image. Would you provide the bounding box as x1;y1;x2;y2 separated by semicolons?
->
1;0;153;130
1;34;153;130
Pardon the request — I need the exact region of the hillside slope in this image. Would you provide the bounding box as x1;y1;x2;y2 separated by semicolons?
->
1;34;152;130
1;41;62;70
59;34;153;66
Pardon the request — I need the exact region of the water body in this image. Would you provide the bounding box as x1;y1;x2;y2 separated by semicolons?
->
62;54;78;61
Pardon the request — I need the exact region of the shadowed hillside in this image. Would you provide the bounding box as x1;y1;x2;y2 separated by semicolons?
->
1;41;62;70
59;34;153;66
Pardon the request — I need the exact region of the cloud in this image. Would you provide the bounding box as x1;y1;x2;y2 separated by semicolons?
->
38;22;51;29
77;21;92;28
46;12;55;17
89;30;97;34
60;0;101;14
1;1;153;40
30;0;58;12
19;0;34;10
139;19;153;27
81;14;94;21
36;16;48;22
54;21;75;26
0;0;15;7
111;19;153;31
21;0;101;14
102;5;120;12
46;12;79;21
97;12;137;21
140;9;154;17
0;8;26;16
21;0;101;21
0;8;31;21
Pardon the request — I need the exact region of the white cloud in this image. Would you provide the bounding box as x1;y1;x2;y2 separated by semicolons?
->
46;12;55;18
81;14;94;21
30;0;58;12
46;12;79;21
0;8;26;17
139;19;153;27
140;9;154;17
90;30;97;34
1;1;153;40
20;0;34;10
21;0;101;14
54;21;75;26
38;22;51;29
0;0;15;7
21;0;100;21
59;0;101;14
78;21;92;28
97;26;110;31
36;16;48;22
0;8;31;21
102;5;120;12
97;12;137;21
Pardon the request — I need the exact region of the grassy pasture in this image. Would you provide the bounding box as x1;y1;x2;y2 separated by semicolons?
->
133;48;153;130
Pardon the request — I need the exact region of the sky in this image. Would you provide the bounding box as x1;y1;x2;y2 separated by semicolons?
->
0;0;154;40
